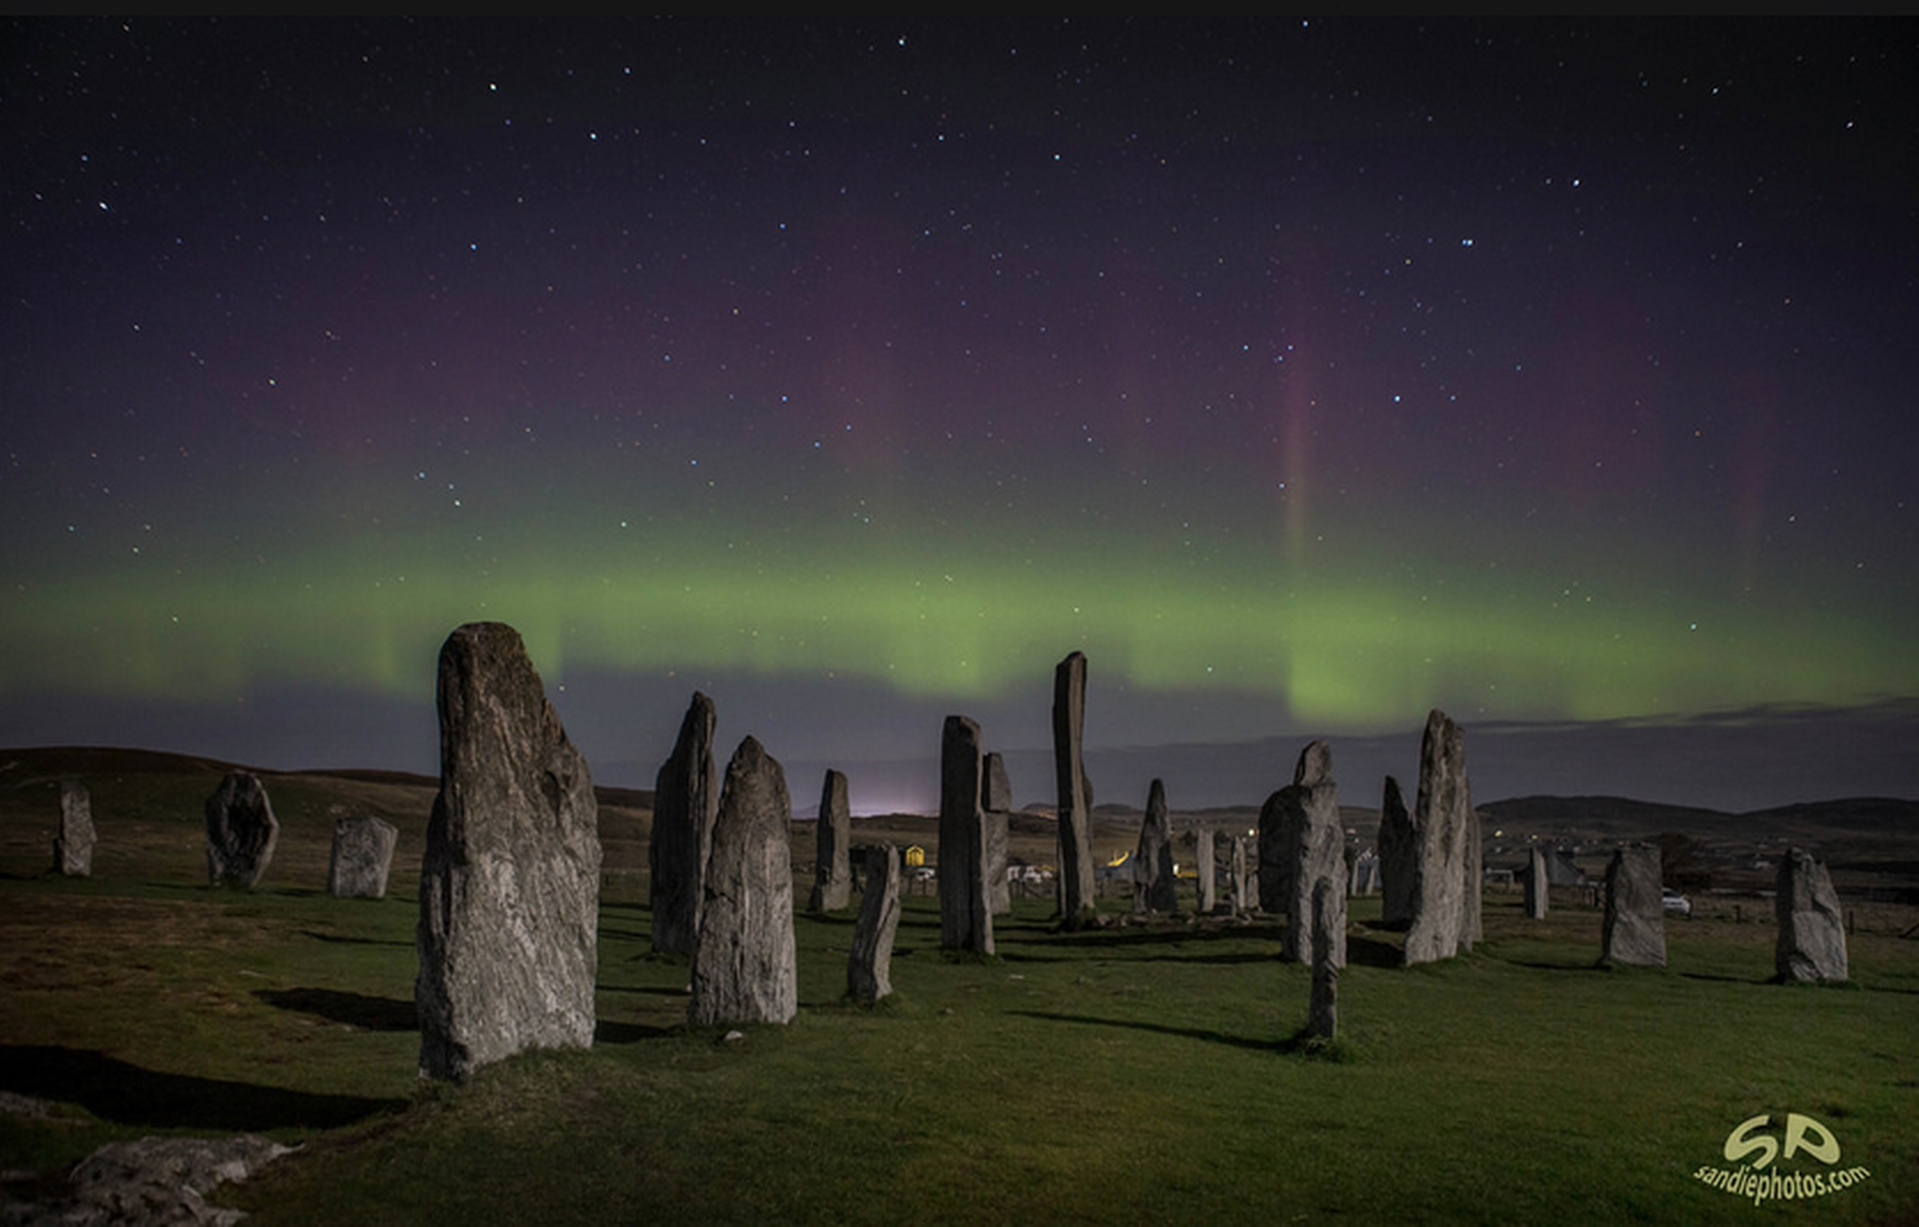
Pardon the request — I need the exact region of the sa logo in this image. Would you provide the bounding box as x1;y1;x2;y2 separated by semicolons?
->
1723;1113;1840;1170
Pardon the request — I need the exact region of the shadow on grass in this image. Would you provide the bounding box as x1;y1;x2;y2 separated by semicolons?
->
1010;1010;1276;1053
1347;933;1403;969
0;1045;405;1131
255;987;416;1031
298;929;413;949
594;1019;675;1044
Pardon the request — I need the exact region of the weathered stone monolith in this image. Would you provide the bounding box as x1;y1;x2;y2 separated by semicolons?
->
416;622;601;1081
53;780;95;877
1257;787;1287;916
1307;878;1339;1041
1053;651;1097;929
1227;832;1252;913
983;752;1012;915
847;843;904;1002
651;692;718;955
1132;779;1178;914
1524;846;1549;919
938;716;994;953
328;815;399;898
809;768;853;912
1194;823;1217;914
1601;844;1666;967
1775;848;1847;982
1378;775;1415;926
205;771;279;888
1402;710;1477;966
1350;849;1380;896
1266;742;1346;966
690;736;798;1026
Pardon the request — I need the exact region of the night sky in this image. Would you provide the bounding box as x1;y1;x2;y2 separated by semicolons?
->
4;18;1915;813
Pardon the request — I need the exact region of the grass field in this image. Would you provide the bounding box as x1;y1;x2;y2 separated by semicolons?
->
2;750;1915;1224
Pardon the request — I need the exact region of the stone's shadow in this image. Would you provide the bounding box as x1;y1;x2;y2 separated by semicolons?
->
598;926;649;944
0;1044;405;1132
594;1019;673;1044
1036;922;1283;950
998;949;1282;967
255;987;418;1031
1010;1011;1275;1053
1346;933;1404;970
298;929;414;949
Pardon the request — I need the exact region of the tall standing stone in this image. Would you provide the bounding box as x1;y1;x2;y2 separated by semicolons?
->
1227;833;1252;914
689;737;798;1026
1257;787;1288;916
982;752;1012;915
809;769;853;912
1053;651;1097;929
1524;846;1549;920
328;815;399;899
1132;779;1179;914
416;622;601;1081
205;772;279;888
1194;824;1217;914
1601;845;1666;967
1378;775;1415;927
53;780;95;877
651;692;718;956
847;844;904;1002
1307;878;1339;1041
938;716;994;954
1775;848;1848;982
1269;742;1347;967
1402;711;1477;966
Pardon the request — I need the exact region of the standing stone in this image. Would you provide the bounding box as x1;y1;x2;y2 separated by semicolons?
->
938;716;994;954
982;752;1012;915
53;780;95;877
1267;742;1347;967
1601;845;1666;967
328;815;399;899
1053;651;1097;929
809;769;853;912
1775;848;1848;982
651;692;718;956
847;844;904;1002
1227;833;1252;914
1402;711;1477;966
1132;779;1179;914
1307;878;1339;1041
1194;824;1217;914
416;622;601;1081
418;629;598;1082
1524;846;1549;919
1350;849;1380;896
205;771;279;888
690;737;798;1026
1378;775;1416;927
1256;788;1288;916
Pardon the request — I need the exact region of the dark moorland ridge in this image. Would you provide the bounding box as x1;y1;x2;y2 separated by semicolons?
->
4;741;1916;905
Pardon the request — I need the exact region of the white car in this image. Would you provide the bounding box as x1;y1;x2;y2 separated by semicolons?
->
1661;888;1692;917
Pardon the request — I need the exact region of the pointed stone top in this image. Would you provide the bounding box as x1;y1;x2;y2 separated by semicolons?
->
1294;740;1334;787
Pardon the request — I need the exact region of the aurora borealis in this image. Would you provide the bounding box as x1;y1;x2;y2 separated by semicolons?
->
4;19;1915;810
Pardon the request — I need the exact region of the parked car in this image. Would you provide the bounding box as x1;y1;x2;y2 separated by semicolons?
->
1662;888;1692;916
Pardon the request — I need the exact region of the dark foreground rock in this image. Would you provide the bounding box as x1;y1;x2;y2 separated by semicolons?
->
416;622;601;1081
13;1133;291;1226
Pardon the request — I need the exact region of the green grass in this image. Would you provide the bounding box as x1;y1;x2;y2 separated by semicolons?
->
3;820;1916;1223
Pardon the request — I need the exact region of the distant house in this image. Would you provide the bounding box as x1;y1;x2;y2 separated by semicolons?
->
903;845;926;869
